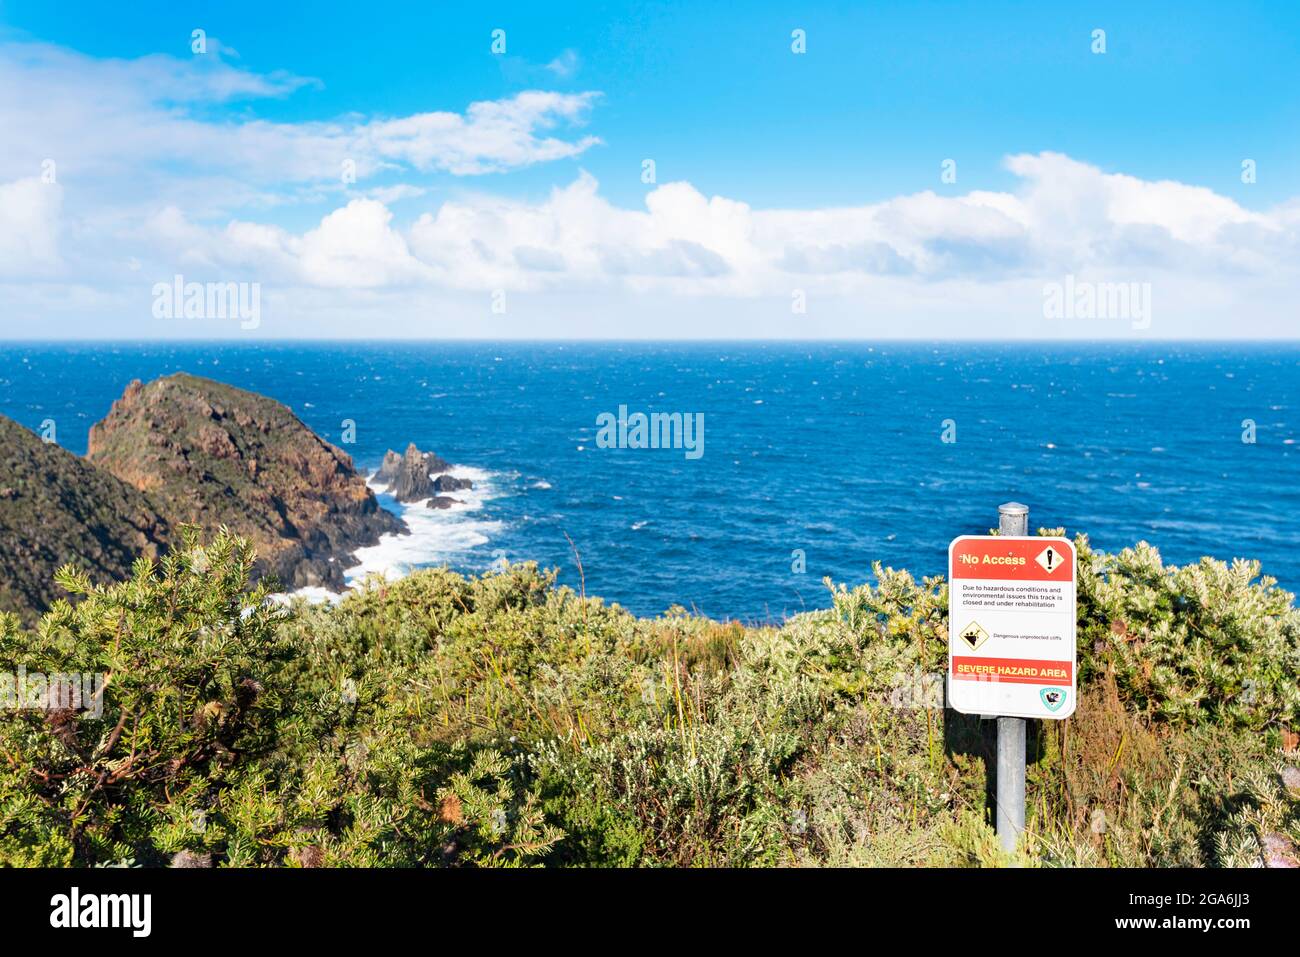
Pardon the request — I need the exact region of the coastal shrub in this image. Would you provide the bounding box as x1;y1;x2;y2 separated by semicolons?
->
0;528;1296;867
1075;537;1300;729
0;530;561;867
0;527;293;866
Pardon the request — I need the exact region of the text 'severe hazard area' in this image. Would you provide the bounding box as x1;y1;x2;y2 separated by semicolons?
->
947;535;1077;719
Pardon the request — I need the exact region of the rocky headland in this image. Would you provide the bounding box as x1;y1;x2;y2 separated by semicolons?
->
0;374;491;622
85;374;405;590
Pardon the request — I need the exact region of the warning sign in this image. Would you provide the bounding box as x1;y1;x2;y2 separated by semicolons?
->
958;621;989;651
1034;545;1064;574
947;535;1077;719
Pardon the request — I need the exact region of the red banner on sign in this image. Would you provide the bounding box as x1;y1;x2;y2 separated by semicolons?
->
950;656;1074;685
949;537;1074;581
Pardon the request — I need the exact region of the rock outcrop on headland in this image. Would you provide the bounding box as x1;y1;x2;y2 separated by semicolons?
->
87;374;404;590
0;415;171;625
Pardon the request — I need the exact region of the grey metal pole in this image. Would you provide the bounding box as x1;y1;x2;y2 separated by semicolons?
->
996;502;1028;855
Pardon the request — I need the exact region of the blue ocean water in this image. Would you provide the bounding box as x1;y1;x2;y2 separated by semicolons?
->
1;341;1297;620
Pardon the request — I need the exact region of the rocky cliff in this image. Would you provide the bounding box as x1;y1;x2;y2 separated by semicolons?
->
87;374;404;589
0;415;171;624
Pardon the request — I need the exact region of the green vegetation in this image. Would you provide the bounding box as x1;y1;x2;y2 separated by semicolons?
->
1;527;1297;867
0;414;170;626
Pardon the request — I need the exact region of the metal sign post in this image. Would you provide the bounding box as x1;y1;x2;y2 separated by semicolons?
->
946;502;1078;857
995;502;1028;854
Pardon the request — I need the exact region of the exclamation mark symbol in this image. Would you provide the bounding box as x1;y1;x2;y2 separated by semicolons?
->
1045;547;1055;571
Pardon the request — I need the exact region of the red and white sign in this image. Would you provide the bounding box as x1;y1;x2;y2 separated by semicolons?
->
947;535;1077;719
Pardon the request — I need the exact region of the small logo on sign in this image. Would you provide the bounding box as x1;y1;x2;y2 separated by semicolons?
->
1040;687;1067;712
958;620;989;651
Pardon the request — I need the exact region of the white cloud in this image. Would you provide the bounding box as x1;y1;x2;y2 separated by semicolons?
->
0;178;62;277
47;147;1272;343
359;91;601;175
545;50;581;78
384;154;1297;300
298;200;432;287
26;151;1300;318
0;37;1296;338
364;184;427;204
0;40;601;205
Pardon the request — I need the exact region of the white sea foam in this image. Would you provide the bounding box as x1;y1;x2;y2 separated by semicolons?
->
284;462;507;600
343;464;505;585
271;586;344;607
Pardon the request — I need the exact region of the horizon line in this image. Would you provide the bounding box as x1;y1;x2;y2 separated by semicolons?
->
4;337;1300;345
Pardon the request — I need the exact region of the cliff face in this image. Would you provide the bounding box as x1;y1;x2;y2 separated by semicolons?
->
0;415;171;625
87;374;404;589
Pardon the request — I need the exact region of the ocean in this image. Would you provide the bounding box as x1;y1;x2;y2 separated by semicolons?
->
2;341;1297;620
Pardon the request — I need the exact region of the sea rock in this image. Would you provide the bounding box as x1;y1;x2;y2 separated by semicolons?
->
388;444;434;502
374;449;403;485
0;415;171;625
425;448;451;474
424;496;462;510
432;474;473;493
383;443;452;503
87;373;405;591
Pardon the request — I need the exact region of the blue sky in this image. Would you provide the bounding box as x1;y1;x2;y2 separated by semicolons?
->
1;0;1298;338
